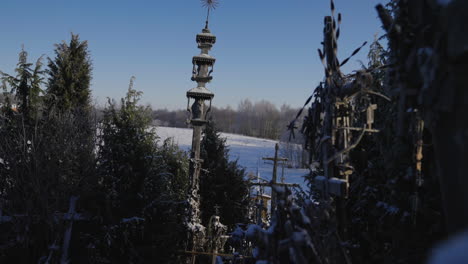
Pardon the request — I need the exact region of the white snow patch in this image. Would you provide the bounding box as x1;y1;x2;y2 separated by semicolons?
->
157;127;309;190
155;126;277;149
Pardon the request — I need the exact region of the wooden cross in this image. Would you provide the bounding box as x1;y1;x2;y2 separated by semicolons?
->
60;196;81;264
258;143;298;214
0;196;86;263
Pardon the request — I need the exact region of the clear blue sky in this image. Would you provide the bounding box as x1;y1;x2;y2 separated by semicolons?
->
0;0;387;110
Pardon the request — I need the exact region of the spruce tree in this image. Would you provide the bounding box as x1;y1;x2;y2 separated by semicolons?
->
199;120;250;228
46;33;92;112
98;77;157;217
45;34;96;195
367;36;386;69
0;47;96;263
97;77;189;263
0;47;44;120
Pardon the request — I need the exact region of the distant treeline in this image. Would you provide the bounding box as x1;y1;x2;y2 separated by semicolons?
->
153;99;303;140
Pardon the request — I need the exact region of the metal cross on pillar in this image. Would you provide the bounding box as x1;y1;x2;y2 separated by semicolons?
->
184;1;218;262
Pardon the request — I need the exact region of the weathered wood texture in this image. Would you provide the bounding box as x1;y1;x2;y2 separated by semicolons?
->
378;0;468;235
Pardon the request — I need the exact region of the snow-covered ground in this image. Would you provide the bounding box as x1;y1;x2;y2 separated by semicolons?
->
156;126;309;191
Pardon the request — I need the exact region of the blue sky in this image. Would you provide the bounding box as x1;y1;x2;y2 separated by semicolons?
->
0;0;387;110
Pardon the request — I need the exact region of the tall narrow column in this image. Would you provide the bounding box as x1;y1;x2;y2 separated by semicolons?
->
184;19;217;256
271;143;278;213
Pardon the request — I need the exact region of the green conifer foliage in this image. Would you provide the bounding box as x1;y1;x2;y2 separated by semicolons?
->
96;78;189;263
98;77;157;217
0;47;96;262
199;120;250;228
45;34;96;198
1;47;44;120
46;33;92;112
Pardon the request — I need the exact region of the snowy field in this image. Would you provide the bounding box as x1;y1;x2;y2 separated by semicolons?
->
156;127;309;191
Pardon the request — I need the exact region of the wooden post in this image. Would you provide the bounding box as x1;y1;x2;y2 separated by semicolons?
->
271;143;278;213
60;196;79;264
262;143;288;214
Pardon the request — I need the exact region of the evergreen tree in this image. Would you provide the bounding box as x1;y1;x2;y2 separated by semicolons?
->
0;47;44;120
45;34;96;196
0;48;96;262
367;35;386;69
199;120;250;228
98;77;157;217
97;77;189;263
46;33;92;112
157;137;190;202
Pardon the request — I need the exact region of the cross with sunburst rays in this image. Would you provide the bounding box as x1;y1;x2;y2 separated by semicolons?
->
201;0;219;27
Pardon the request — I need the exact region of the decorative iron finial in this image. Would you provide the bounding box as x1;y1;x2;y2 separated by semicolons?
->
201;0;219;28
